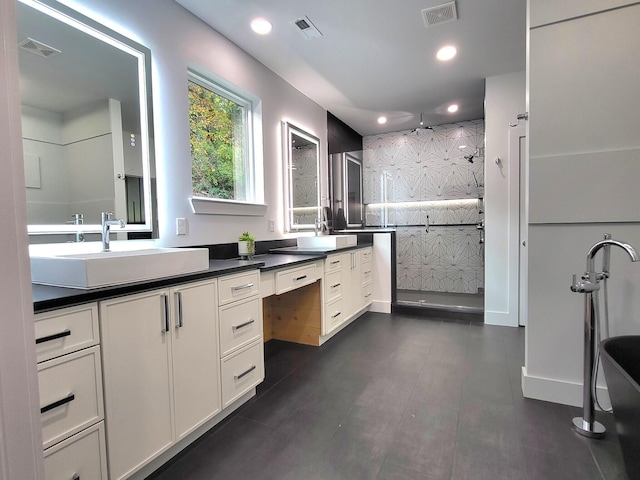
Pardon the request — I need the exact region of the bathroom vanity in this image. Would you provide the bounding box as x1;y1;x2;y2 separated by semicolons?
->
31;243;374;479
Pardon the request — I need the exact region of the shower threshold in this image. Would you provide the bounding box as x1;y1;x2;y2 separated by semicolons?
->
396;289;484;315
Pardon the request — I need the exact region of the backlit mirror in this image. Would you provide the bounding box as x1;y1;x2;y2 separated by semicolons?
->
282;122;320;232
17;0;155;241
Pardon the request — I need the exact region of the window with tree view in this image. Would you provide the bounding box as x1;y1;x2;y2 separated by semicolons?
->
188;76;252;201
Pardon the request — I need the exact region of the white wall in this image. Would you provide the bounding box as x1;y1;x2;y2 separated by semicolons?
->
484;71;526;326
59;0;328;247
22;101;117;225
0;0;45;477
524;1;640;406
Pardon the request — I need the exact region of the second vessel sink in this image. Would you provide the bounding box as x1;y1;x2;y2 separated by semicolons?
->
31;247;210;289
296;234;357;250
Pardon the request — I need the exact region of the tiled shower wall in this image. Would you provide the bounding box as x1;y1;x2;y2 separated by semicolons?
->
363;120;485;294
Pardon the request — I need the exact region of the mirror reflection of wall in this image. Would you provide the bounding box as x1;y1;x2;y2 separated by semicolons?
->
283;122;321;232
17;0;155;239
345;152;363;227
329;150;363;230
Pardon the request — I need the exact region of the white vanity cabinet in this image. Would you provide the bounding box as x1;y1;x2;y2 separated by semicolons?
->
99;279;221;480
34;303;108;480
322;247;373;336
217;271;264;408
359;247;374;311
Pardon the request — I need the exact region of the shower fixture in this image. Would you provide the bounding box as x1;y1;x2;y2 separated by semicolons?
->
410;113;433;134
464;147;484;163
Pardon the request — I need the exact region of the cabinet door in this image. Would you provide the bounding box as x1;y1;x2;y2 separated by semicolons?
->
100;290;174;480
171;280;221;440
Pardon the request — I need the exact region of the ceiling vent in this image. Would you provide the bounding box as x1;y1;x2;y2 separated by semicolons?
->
19;37;61;58
291;15;323;39
422;1;458;28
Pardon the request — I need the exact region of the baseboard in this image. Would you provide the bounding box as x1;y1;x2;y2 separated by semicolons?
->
369;300;391;313
521;366;611;409
484;310;518;327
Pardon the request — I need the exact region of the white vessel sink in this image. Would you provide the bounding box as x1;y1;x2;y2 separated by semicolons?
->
30;247;210;289
296;234;357;250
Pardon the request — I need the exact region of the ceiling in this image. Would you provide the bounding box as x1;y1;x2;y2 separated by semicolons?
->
175;0;526;136
17;1;141;133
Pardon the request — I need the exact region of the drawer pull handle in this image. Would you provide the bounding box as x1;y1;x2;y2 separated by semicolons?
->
365;293;372;298
36;329;71;344
331;261;340;265
235;364;256;380
364;270;372;275
331;283;341;288
331;311;342;319
232;319;255;331
162;294;170;332
232;283;254;291
295;275;307;281
176;291;184;328
41;393;75;414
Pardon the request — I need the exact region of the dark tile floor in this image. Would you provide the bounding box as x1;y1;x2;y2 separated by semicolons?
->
148;312;629;480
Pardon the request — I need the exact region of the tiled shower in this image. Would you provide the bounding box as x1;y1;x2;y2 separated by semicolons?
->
363;120;485;307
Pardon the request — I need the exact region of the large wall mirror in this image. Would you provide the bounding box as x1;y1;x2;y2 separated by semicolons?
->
282;122;321;232
17;0;156;241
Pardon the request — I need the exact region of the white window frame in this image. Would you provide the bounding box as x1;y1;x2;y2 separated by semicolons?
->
187;69;266;216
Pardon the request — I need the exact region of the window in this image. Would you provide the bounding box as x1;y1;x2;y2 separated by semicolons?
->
188;71;263;213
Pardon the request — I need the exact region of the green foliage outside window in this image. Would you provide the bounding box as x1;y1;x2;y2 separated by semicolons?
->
189;80;247;200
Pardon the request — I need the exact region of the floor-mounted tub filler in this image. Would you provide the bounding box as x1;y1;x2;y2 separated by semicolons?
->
570;234;639;439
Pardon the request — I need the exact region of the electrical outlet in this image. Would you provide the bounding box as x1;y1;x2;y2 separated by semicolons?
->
176;218;187;235
268;219;275;232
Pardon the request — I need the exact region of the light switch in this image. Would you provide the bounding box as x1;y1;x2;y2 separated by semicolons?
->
268;219;275;232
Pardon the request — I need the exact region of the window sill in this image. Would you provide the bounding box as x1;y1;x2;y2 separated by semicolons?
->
189;197;268;216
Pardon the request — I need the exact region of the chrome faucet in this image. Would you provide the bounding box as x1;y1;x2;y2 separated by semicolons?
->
314;218;327;236
571;235;639;439
101;212;125;252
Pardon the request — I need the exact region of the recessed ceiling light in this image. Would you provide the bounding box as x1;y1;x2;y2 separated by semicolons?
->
458;145;467;149
447;104;459;113
436;45;457;61
250;17;272;35
377;116;387;125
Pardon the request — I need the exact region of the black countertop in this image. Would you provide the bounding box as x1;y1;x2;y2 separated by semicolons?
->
32;252;334;313
269;243;372;256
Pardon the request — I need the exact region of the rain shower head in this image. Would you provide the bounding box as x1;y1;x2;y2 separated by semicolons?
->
411;113;433;134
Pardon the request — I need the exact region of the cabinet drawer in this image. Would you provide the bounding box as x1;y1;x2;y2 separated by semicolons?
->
44;421;107;480
35;304;99;363
219;297;262;357
363;283;373;305
362;264;373;285
38;346;104;449
325;297;345;334
275;263;317;295
324;270;343;303
221;341;264;408
360;247;373;263
325;254;343;273
218;270;260;306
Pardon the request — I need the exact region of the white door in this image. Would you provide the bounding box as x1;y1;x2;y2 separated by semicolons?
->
171;280;222;440
99;290;174;480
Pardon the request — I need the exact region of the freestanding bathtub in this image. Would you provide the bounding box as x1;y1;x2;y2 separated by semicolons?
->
600;336;640;480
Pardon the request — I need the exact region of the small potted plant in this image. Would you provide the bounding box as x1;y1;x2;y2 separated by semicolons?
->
238;231;255;259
